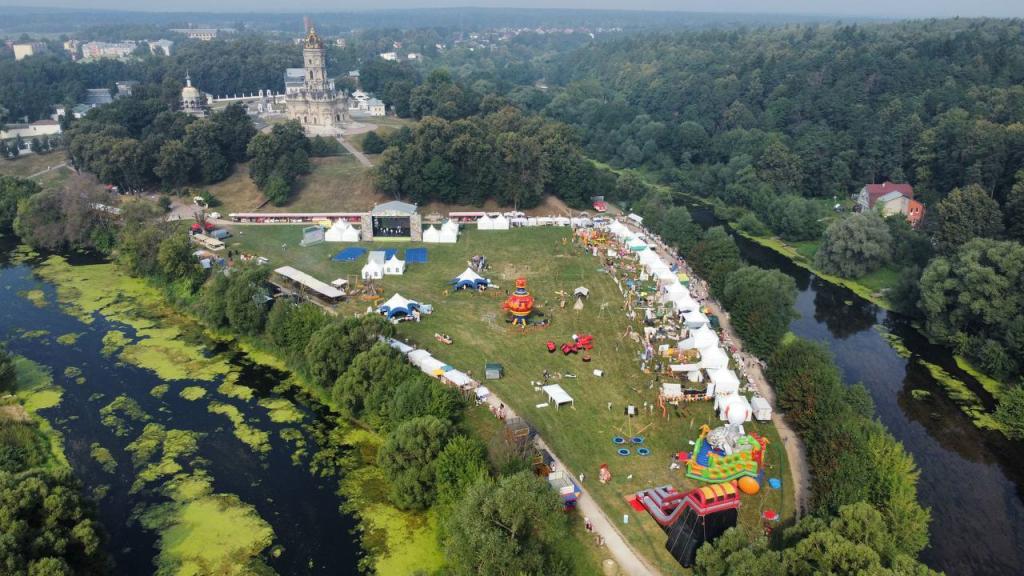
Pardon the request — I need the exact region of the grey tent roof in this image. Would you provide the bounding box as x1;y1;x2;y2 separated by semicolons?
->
371;201;418;215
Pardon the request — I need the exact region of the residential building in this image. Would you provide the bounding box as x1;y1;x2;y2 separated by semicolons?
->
379;51;398;61
83;89;114;106
116;81;139;98
856;182;914;212
366;98;386;117
0;120;62;141
63;40;80;60
81;41;136;60
285;20;349;135
856;182;924;227
407;52;421;60
148;39;174;56
335;38;347;48
13;42;47;61
170;28;221;41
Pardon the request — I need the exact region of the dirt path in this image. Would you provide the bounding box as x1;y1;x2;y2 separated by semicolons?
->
337;137;372;168
27;162;68;178
478;393;658;575
631;226;812;520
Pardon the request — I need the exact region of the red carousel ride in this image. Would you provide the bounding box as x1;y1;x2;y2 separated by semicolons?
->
503;277;535;326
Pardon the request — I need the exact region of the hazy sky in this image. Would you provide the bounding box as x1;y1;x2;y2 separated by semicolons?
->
2;0;1023;18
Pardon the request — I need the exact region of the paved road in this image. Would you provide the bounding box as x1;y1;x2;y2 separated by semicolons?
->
337;137;373;167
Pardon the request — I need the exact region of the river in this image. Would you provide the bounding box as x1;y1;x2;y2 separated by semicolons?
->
686;206;1024;575
0;240;363;574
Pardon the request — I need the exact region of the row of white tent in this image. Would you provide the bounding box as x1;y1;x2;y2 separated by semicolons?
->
325;220;362;243
423;220;460;243
383;338;478;389
361;253;406;279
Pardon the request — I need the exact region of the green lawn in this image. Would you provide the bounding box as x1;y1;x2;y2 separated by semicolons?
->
0;152;65;178
206;155;384;214
226;225;794;574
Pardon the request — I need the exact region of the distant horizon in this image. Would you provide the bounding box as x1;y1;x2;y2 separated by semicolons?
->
0;2;1022;19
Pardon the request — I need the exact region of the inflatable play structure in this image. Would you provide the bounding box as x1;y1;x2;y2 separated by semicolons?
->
502;277;535;326
685;424;767;483
637;482;740;527
635;482;740;568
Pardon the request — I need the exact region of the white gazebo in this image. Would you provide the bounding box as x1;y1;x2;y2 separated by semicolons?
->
698;346;730;370
680;325;719;350
361;260;384;280
439;220;459;243
325;220;360;242
542;384;574;409
422;225;441;243
383;254;406;275
477;214;510;230
751;396;772;421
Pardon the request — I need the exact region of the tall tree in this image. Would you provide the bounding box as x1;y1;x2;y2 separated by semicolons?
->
377;415;452;510
690;226;742;294
722;266;797;357
933;184;1004;253
815;211;892;278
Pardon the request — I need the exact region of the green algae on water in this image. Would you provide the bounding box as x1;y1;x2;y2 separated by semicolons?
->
11;356;67;468
101;330;131;356
179;386;207;401
910;389;931;400
99;394;150;437
17;289;47;307
125;424;203;493
217;371;255;401
150;384;169;399
208;401;271;454
56;332;82;345
258;398;304;424
63;366;85;385
875;326;912;359
90;442;117;473
19;329;49;340
919;359;1005;433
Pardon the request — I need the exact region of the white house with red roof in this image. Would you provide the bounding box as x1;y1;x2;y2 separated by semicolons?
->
856;181;925;227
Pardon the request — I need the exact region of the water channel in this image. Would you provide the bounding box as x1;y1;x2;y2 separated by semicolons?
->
688;206;1024;576
0;240;363;574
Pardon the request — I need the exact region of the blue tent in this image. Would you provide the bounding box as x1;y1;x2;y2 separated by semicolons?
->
406;247;428;263
333;247;366;262
450;267;490;290
378;293;421;319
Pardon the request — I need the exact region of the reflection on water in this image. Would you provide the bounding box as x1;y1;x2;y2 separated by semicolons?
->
685;206;1024;575
0;247;362;574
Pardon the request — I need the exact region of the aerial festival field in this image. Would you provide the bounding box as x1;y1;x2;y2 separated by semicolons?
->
226;224;794;573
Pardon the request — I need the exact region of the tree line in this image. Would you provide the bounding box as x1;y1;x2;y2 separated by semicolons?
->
0;346;112;575
375;105;614;208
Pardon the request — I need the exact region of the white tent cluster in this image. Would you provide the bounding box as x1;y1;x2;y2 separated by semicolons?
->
605;218;770;424
387;338;479;390
423;220;459;244
476;213;510;230
324;220;361;243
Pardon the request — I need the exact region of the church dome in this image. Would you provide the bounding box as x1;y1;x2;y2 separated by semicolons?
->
304;25;324;49
181;73;200;100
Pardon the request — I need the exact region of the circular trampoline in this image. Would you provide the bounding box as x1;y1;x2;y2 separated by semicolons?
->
637;447;651;456
612;436;626;445
631;436;645;444
617;448;631;456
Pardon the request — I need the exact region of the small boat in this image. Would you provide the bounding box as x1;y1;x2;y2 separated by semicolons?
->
434;333;453;345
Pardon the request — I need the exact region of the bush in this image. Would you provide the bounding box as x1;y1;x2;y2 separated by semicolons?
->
721;266;797;358
361;131;387;154
735;212;770;236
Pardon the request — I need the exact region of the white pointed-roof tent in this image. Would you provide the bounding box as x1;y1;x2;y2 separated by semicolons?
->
439;222;458;243
699;346;730;370
683;310;710;329
378;293;420;319
707;368;741;403
478;214;510;230
452;267;488;290
608;220;631;238
341;225;360;242
384;254;406;275
680;324;719;350
361;260;383;280
422;225;441;243
325;220;350;242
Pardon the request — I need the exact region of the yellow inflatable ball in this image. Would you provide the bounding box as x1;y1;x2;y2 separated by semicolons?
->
737;476;760;495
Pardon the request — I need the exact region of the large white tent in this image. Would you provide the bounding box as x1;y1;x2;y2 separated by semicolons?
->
542;384;574;409
451;267;489;290
683;310;710;328
422;225;441;243
698;346;730;370
361;260;383;280
383;254;406;275
324;220;360;242
707;368;741;401
608;220;631;238
680;324;719;350
477;214;510;230
439;220;458;243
